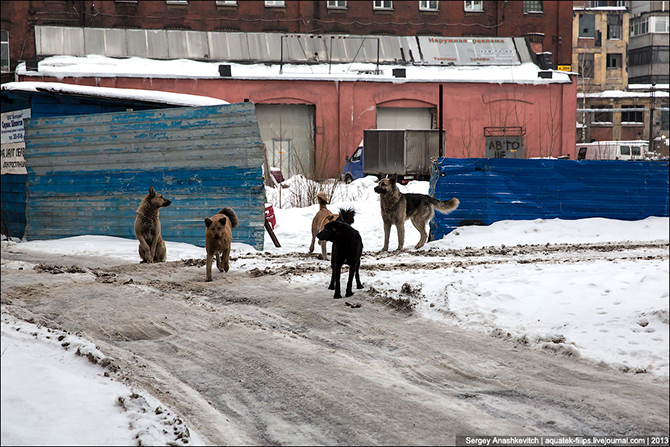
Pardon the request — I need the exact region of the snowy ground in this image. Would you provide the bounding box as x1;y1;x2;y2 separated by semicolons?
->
2;175;668;445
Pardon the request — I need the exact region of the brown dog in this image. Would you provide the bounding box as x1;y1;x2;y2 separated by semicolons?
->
204;207;238;281
309;192;339;260
135;186;171;263
374;174;459;251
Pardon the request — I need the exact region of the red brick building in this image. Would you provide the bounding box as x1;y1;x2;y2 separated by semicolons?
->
2;1;573;82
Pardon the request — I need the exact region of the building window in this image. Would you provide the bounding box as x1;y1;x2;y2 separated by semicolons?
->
578;53;594;78
420;1;438;11
579;14;596;38
464;1;482;12
327;1;347;9
593;106;612;124
265;0;285;7
607;14;622;39
215;1;237;5
629;47;651;66
652;15;669;33
593;1;627;6
606;53;622;68
1;30;8;73
621;105;644;124
166;0;188;5
374;1;393;10
652;46;669;63
630;17;649;36
524;1;543;13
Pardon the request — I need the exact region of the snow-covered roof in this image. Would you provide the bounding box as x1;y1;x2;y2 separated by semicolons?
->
1;81;229;107
14;54;573;86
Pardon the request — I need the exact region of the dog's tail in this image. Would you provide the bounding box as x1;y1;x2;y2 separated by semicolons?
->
218;207;239;228
316;192;329;207
337;207;356;225
432;197;460;215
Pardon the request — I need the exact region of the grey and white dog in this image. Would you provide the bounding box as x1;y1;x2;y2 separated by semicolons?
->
374;174;459;251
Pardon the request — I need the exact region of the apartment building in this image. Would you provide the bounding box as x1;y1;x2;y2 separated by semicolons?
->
573;0;668;150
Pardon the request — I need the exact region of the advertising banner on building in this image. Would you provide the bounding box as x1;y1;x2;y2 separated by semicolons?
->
1;109;31;175
417;37;520;66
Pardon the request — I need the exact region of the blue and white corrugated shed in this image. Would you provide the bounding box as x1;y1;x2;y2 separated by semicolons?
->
429;158;670;240
22;102;266;250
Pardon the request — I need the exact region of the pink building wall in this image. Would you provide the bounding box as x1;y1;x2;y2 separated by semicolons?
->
27;74;578;178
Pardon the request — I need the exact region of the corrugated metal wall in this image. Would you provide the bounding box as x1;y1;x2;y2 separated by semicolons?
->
22;102;266;250
429;158;670;240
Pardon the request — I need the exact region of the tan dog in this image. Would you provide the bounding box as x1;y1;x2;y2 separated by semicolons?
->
309;192;339;260
204;207;238;281
135;186;171;263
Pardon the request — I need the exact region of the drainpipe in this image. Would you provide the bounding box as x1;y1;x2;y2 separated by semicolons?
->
439;84;443;158
649;83;655;152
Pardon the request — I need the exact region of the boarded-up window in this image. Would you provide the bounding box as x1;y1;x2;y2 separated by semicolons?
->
579;14;595;38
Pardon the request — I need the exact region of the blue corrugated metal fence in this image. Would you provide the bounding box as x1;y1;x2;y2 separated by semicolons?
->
23;102;266;250
429;158;670;240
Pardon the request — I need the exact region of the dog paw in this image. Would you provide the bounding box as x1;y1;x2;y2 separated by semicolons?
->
345;291;354;297
205;277;212;282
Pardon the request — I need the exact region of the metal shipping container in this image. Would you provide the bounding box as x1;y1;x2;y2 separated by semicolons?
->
363;129;444;180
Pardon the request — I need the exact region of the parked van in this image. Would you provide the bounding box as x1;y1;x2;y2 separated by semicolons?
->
576;140;649;160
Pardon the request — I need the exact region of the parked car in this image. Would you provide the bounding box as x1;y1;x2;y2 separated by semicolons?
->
341;140;364;183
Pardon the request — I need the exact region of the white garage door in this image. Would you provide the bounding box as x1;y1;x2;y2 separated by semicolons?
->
376;107;433;130
255;104;315;180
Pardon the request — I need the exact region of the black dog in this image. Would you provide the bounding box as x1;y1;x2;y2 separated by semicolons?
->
316;208;363;299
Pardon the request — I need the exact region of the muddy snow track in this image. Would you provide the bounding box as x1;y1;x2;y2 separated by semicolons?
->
2;242;669;445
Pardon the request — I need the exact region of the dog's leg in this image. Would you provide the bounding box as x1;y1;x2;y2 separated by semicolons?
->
138;242;149;263
149;232;160;263
396;222;405;251
215;252;223;272
155;238;167;262
328;245;337;290
381;221;392;252
320;240;329;261
345;263;356;297
411;217;428;249
309;232;315;254
206;253;214;281
221;249;230;272
354;261;363;290
333;259;343;298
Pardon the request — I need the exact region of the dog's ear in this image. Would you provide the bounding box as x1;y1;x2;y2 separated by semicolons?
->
389;174;397;184
205;218;212;228
149;186;156;197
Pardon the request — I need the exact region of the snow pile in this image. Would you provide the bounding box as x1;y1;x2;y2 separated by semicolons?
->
1;312;205;446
